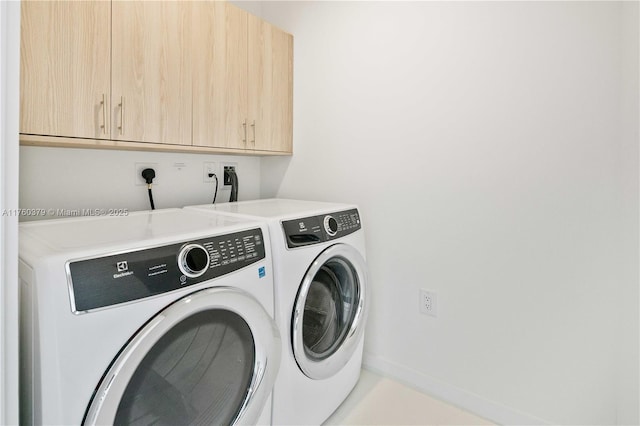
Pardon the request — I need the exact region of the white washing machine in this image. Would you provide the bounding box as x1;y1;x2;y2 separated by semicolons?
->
19;208;281;425
186;199;369;425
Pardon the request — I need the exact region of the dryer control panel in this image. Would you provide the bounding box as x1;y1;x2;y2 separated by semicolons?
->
282;208;361;249
67;228;265;313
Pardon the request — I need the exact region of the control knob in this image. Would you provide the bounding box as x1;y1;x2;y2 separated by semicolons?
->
178;244;210;278
323;215;338;237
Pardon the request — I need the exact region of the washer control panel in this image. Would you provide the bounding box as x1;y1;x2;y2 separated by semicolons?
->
282;208;361;249
67;228;265;313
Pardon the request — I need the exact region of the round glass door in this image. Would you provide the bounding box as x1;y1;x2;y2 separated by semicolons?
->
84;287;281;426
292;244;368;379
114;310;254;425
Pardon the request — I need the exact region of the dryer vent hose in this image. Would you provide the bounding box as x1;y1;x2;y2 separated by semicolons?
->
228;169;238;202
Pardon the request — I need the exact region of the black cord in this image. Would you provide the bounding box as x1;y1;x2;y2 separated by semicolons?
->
147;185;155;210
228;170;238;202
141;168;156;210
210;173;218;204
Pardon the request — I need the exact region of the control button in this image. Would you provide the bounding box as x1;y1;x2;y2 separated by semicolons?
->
178;244;210;278
324;215;338;237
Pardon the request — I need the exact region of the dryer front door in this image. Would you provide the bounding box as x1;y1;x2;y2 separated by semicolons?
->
292;244;368;379
83;287;280;426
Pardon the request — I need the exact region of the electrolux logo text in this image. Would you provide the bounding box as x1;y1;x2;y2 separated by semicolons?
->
114;261;134;279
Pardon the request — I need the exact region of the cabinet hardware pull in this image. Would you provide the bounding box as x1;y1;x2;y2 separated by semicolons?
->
100;94;107;135
250;120;256;144
242;120;247;144
118;96;125;135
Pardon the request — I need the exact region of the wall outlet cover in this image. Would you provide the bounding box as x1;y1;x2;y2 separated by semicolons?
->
203;162;217;183
420;289;437;317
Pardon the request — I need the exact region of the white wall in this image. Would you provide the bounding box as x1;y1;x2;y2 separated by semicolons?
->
616;1;640;423
20;147;262;220
0;0;21;423
229;0;262;18
261;1;639;424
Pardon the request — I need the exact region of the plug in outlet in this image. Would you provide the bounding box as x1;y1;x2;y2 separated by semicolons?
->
222;163;237;187
135;163;160;186
203;162;217;183
419;289;437;317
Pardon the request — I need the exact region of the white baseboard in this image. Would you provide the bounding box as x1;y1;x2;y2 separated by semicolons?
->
362;352;549;425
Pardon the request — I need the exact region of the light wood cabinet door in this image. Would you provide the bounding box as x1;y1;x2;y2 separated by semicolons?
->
112;1;192;145
192;1;248;149
20;1;111;139
248;15;293;153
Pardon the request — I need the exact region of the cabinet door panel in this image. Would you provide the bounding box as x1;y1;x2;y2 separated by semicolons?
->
248;16;293;153
20;1;111;139
112;1;191;145
192;2;248;149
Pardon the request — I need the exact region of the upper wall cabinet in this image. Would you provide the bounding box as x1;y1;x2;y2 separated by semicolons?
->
248;14;293;153
192;2;248;151
20;1;111;140
192;2;293;153
20;1;293;155
112;1;192;146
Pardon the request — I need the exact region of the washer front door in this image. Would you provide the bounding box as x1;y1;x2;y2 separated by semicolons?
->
292;244;368;379
83;287;280;426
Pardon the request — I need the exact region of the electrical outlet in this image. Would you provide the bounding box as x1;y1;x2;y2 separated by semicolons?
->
419;289;437;317
135;163;160;186
222;163;237;187
203;162;217;183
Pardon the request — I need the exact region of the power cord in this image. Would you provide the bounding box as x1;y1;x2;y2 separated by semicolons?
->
141;168;156;210
209;173;218;204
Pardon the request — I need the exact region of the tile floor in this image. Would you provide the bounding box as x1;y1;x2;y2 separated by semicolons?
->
323;370;494;425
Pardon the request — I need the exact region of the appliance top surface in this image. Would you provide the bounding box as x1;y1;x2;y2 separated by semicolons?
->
190;198;355;219
19;208;261;251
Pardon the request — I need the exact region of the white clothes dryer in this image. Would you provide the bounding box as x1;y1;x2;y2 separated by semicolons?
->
185;199;369;425
19;209;280;425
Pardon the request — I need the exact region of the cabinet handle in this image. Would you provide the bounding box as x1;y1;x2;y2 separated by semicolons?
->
242;120;247;144
250;120;256;144
118;96;125;135
100;94;107;135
